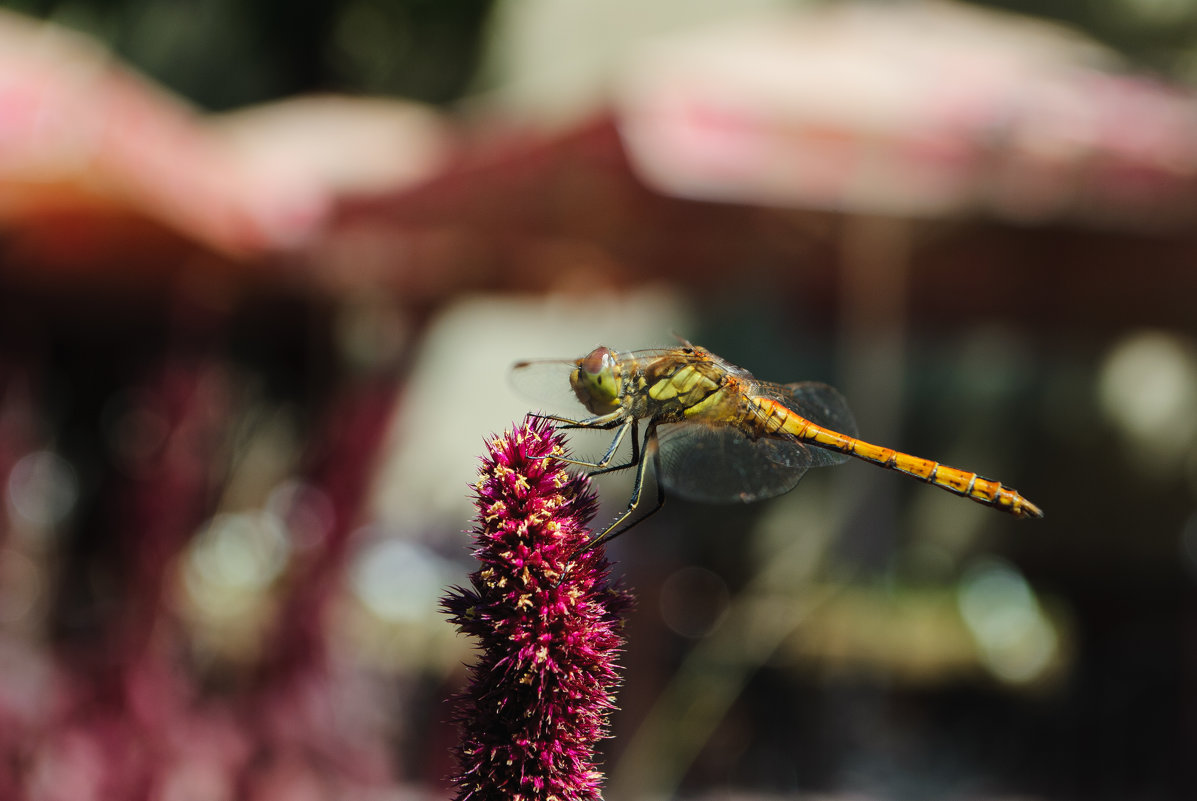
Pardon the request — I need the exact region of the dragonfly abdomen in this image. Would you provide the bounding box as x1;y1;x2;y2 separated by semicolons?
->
765;400;1043;519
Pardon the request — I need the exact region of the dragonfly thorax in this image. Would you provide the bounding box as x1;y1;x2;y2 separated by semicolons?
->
571;346;623;415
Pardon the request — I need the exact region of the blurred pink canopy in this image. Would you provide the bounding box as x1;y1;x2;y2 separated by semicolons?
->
0;8;448;267
3;1;1197;283
617;1;1197;229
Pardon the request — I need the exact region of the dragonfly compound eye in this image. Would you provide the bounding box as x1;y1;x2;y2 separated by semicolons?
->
572;346;621;413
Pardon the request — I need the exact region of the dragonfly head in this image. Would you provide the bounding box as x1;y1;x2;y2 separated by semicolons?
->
571;346;622;414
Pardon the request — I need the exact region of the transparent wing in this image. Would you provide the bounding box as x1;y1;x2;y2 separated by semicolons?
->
508;357;585;416
509;347;674;416
758;381;858;467
655;422;813;504
653;380;858;503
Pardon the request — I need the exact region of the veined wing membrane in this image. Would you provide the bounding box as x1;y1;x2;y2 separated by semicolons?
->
509;357;585;417
655;423;812;503
654;380;858;502
759;380;858;467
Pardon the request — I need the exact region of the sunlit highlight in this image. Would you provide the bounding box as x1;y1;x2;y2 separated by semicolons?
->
1098;331;1197;471
351;536;450;622
6;450;78;531
957;557;1059;685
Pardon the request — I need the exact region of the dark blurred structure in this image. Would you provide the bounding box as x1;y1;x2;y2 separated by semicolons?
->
2;1;1197;799
2;0;495;110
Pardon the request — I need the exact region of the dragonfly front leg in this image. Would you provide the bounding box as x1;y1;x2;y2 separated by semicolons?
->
531;409;625;430
531;411;638;472
571;419;665;557
528;410;625;467
588;418;639;476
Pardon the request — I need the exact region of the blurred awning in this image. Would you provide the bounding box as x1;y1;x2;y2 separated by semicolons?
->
0;8;449;273
6;1;1197;293
616;1;1197;229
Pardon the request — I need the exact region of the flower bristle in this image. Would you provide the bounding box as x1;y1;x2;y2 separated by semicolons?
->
443;416;630;801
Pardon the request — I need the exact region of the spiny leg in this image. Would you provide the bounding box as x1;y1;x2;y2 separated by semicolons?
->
552;417;636;472
528;410;628;469
588;419;640;476
570;419;665;559
530;409;625;429
530;409;641;473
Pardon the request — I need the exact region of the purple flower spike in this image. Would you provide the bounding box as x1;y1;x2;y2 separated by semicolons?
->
444;416;631;801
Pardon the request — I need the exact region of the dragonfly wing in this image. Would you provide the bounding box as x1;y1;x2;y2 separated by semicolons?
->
508;358;585;416
760;381;859;467
654;422;812;504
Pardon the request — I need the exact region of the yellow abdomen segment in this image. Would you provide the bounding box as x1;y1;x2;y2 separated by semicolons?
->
763;399;1043;519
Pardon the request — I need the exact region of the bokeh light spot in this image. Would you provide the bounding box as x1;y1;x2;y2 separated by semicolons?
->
350;536;450;622
659;566;730;638
957;557;1059;685
7;450;78;531
186;512;291;595
1098;331;1197;471
265;479;335;551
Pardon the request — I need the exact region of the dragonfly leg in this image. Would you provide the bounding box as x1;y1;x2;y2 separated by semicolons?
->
562;417;634;472
527;410;627;465
541;415;644;475
536;416;635;470
588;419;639;476
530;410;625;429
571;420;665;557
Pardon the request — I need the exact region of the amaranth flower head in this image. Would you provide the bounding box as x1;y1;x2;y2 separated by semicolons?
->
443;415;630;801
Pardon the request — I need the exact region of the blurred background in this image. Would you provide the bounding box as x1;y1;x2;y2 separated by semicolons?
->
1;0;1197;798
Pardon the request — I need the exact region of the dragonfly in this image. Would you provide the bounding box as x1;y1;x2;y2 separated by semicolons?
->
512;341;1043;555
